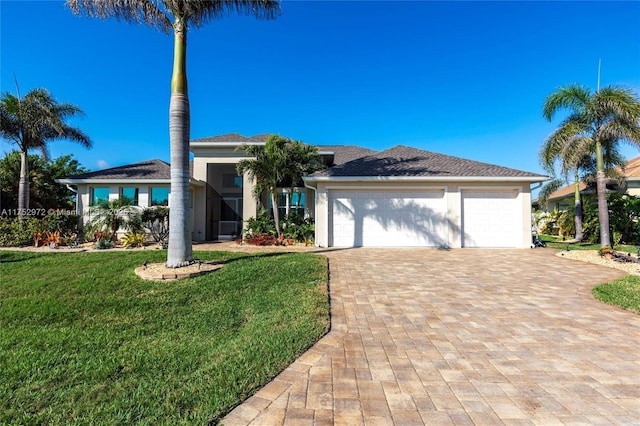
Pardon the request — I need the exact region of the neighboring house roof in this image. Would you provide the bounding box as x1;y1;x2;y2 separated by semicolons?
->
544;155;640;202
306;145;547;181
622;156;640;180
546;182;588;202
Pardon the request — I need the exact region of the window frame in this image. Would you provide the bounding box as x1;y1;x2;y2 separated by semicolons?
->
90;187;110;206
149;186;170;207
120;187;139;206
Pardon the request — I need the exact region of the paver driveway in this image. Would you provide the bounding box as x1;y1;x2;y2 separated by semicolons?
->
222;248;640;425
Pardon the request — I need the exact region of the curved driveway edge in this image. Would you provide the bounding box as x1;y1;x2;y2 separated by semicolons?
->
222;248;640;425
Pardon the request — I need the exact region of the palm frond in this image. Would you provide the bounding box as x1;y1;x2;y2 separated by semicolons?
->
66;0;281;33
543;84;591;121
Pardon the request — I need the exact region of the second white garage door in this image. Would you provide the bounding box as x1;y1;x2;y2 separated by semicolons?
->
462;190;520;248
329;190;447;247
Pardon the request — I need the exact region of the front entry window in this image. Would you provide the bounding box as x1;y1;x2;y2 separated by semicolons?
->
272;188;307;218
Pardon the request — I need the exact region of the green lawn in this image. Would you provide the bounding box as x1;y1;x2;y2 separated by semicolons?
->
0;250;329;425
538;235;640;314
539;234;638;252
593;275;640;314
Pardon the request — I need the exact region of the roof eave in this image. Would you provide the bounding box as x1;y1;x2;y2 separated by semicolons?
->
55;178;206;186
303;175;549;184
190;141;265;150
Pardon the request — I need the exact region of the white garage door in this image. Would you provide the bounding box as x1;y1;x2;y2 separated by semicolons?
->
462;190;520;248
329;190;447;247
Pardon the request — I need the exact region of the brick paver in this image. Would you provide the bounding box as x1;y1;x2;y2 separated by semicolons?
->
222;248;640;425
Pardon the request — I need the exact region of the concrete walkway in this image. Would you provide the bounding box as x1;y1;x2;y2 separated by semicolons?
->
222;248;640;425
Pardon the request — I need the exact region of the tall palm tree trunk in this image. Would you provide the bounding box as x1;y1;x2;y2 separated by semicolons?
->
573;170;583;241
166;16;193;267
18;150;29;211
595;141;611;247
270;188;282;238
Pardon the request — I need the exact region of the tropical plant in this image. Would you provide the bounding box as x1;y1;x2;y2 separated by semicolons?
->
141;206;170;246
281;140;325;208
604;194;640;245
0;213;80;247
87;198;140;242
0;151;88;210
244;207;276;236
281;213;315;244
0;88;91;212
236;135;323;238
539;133;626;241
543;84;640;247
94;238;114;250
66;0;281;267
122;231;146;248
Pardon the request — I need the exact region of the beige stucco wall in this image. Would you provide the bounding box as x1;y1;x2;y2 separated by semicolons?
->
192;148;259;240
310;180;533;249
627;181;640;196
73;183;204;241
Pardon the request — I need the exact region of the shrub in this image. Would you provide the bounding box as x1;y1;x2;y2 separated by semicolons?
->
122;232;145;248
607;194;640;245
141;207;169;245
245;208;276;236
87;198;140;242
0;217;33;247
94;238;113;250
0;213;80;247
281;213;315;244
243;210;315;245
244;232;277;246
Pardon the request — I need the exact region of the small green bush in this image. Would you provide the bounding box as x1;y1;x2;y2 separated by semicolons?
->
0;217;33;246
282;213;315;244
141;207;169;244
245;208;276;236
94;239;113;250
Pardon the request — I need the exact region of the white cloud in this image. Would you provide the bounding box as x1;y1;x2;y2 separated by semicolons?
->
97;160;109;169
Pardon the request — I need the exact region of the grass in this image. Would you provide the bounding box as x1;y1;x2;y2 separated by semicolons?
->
539;234;638;252
0;250;329;425
593;275;640;314
539;235;640;314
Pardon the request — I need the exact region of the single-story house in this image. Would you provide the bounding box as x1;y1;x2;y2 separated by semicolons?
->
55;159;206;237
538;155;640;212
58;133;548;248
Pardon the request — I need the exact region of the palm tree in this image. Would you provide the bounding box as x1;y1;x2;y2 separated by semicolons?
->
66;0;281;268
236;135;323;239
0;88;91;212
237;135;288;238
543;84;640;247
281;139;325;212
87;197;140;242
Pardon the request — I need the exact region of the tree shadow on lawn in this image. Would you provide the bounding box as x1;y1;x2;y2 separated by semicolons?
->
0;251;46;264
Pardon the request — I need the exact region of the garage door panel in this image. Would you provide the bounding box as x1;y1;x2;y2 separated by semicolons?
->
330;190;447;247
462;190;519;248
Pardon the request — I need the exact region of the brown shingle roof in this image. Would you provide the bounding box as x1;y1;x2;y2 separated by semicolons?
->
63;159;171;180
191;133;271;143
316;145;377;165
546;155;640;200
310;145;546;178
621;156;640;178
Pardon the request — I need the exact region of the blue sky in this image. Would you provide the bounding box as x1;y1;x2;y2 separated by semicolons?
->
1;1;639;182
